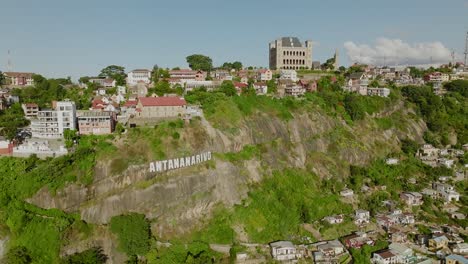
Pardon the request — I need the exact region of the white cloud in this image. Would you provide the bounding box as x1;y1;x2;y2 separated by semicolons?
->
344;38;452;65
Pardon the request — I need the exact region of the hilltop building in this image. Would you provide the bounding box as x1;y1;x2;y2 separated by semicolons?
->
269;37;313;70
31;101;77;138
127;69;152;85
4;72;35;86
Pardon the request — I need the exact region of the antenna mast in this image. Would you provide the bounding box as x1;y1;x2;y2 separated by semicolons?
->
7;50;12;72
464;31;468;67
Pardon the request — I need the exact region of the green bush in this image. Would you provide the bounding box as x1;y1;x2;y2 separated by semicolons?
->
110;213;151;256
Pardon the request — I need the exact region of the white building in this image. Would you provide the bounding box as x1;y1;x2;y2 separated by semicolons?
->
367;88;391;97
269;241;302;261
386;158;399;165
280;69;298;82
12;138;68;158
340;189;354;198
127;69;152;85
284;84;305;97
31;101;77;138
257;69;273;81
355;209;370;225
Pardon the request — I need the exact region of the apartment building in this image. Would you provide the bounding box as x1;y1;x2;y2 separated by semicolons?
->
269;37;313;70
31;101;77;138
77;110;115;135
21;103;39;118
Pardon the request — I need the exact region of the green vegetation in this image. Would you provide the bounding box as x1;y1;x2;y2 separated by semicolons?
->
0;103;29;140
193;169;352;244
110;213;151;256
349;240;389;264
60;247;108;264
0;135;115;263
12;75;94;109
186;54;213;72
402;81;468;146
149;240;221;264
98;65;126;86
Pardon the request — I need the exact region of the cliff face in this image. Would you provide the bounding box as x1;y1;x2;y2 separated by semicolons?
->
29;103;426;236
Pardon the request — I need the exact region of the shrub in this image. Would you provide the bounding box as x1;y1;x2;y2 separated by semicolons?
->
109;213;151;256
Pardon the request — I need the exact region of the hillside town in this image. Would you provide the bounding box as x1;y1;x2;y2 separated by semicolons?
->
0;34;467;264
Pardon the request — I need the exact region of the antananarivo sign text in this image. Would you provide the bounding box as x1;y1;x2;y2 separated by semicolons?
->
149;151;212;173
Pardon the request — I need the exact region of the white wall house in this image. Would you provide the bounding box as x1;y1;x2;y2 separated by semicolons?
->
280;69;298;82
270;241;302;261
127;69;151;85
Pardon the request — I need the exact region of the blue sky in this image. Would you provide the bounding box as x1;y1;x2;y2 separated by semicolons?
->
1;0;467;80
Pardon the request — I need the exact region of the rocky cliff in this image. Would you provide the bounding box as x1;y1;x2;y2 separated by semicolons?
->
29;103;426;238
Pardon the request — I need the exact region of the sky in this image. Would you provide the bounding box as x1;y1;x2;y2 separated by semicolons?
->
0;0;467;80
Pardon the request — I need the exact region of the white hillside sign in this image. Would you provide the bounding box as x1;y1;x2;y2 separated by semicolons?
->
149;151;212;173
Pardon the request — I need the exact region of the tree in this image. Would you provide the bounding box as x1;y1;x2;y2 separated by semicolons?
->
99;65;126;86
61;247;108;264
219;81;237;96
186;54;213;72
78;76;90;84
110;213;151;256
321;57;336;70
232;61;242;71
151;64;159;83
0;71;5;85
267;80;277;94
6;246;32;264
369;79;380;88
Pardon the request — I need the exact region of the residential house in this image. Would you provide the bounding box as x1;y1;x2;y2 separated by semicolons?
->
388;243;415;263
257;69;272;81
77;110;115;135
437;158;455;168
371;249;398;264
12;138;68;158
253;82;268;95
135;97;187;119
452;243;468;255
355;210;370;225
312;240;347;263
279;69;298;82
345;72;368;95
127;69;152;85
21;103;39;118
0;137;13;156
233;82;248;94
269;241;302;261
367;87;390;97
400;192;423;206
212;70;232;81
4;72;35;86
323;215;344;225
284;84;305;97
424;72;450;83
89;77;116;88
169;69;206;81
31;101;77;139
343;232;375;249
340;188;354;198
429;235;449;251
445;255;468;264
385;158;399;165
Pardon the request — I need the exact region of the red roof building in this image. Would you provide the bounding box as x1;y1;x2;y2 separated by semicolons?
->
135;97;187;119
